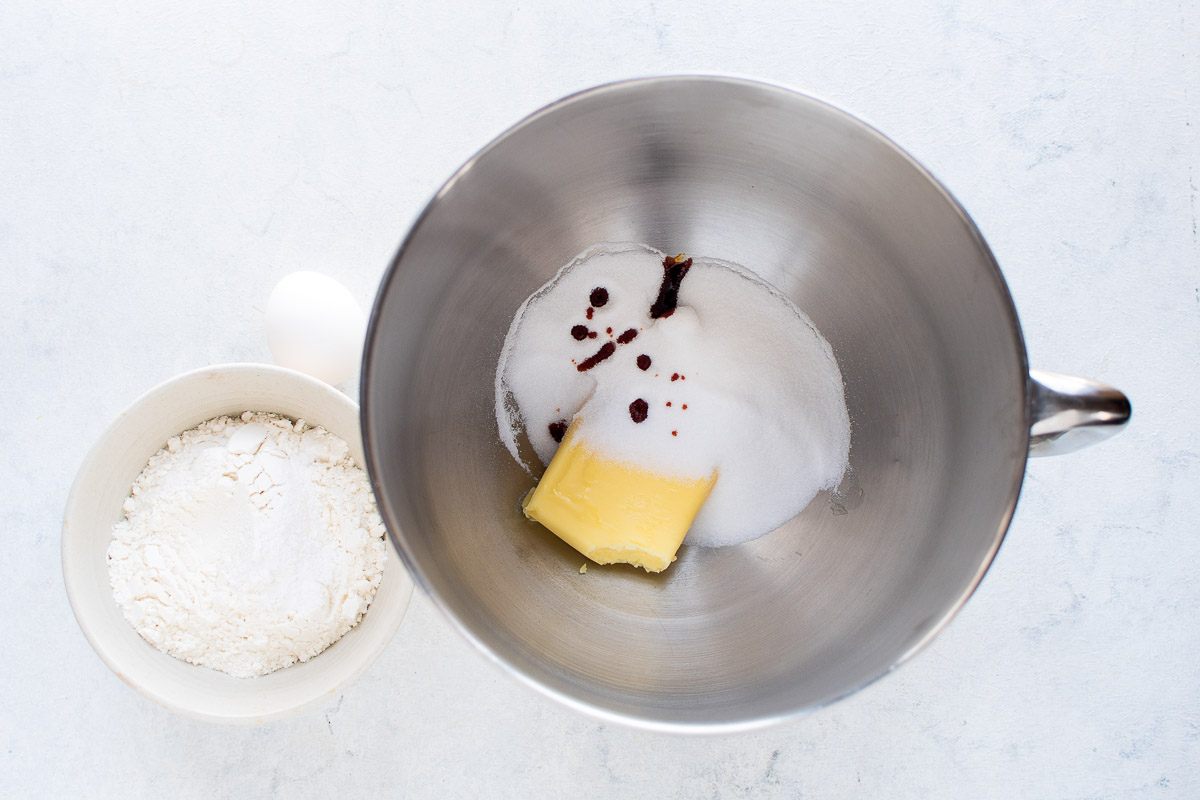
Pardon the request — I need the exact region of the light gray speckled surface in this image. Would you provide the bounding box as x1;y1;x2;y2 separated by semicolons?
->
2;1;1197;797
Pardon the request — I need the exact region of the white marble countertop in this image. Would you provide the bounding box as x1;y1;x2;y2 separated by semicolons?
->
3;1;1197;797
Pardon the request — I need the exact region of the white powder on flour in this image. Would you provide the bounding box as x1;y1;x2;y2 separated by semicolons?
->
107;412;387;678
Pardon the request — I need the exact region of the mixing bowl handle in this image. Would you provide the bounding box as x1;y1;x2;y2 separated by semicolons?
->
1028;370;1131;457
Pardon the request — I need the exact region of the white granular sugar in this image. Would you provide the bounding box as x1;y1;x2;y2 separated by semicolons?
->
107;411;387;677
496;243;851;548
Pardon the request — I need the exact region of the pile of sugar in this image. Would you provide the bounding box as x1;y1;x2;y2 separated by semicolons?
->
495;243;851;548
107;412;387;677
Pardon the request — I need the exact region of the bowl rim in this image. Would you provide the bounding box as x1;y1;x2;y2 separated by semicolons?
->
361;74;1031;734
62;362;413;723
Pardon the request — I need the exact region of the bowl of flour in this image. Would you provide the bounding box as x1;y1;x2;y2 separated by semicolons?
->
63;363;414;723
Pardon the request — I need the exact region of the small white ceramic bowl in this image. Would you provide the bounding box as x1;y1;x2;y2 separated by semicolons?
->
62;363;413;723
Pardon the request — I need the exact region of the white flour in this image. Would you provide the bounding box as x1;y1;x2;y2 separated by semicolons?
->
107;412;387;678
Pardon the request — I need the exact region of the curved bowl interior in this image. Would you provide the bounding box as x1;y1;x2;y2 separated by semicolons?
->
363;77;1028;731
63;364;413;723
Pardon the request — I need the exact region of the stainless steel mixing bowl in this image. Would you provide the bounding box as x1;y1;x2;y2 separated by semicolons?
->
361;76;1130;732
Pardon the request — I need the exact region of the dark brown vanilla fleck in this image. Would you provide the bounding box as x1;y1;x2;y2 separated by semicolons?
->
636;354;651;371
570;325;589;341
548;420;568;443
649;254;692;319
629;398;649;423
616;328;637;344
576;341;616;372
590;287;609;307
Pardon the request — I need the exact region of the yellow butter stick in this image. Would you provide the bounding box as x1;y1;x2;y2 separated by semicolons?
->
522;421;716;573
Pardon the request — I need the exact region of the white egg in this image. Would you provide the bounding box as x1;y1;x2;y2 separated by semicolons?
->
265;271;367;385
